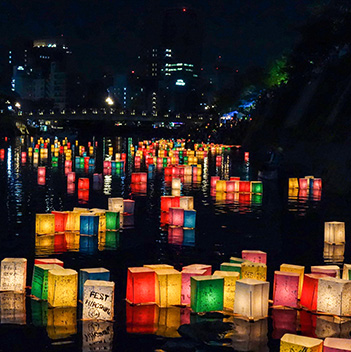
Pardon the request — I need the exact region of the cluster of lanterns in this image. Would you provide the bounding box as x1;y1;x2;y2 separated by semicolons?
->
288;176;323;202
211;176;263;194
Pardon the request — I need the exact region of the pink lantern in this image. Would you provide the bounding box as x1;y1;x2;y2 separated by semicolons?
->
273;271;300;307
242;250;267;264
181;268;207;305
67;172;76;184
169;207;184;227
38;166;46;178
324;337;351;352
210;176;220;189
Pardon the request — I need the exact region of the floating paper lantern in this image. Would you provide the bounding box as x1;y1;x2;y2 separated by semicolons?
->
79;268;110;301
299;178;308;190
251;181;263;194
78;177;90;190
34;258;64;266
317;277;351;315
239;181;251;193
280;334;323;352
311;265;340;278
182;264;212;275
213;270;240;311
105;211;119;231
342;264;351;280
216;180;227;192
52;211;68;232
131;172;147;183
171;188;181;197
168;227;183;245
172;178;181;190
242;250;267;264
0;292;26;325
47;268;78;307
82;321;113;351
0;258;27;293
179;196;194;210
82;280;115;321
126;267;156;305
38;166;46;178
273;271;299;307
241;262;267;281
47;307;77;340
234;279;269;319
324;337;351;352
325;222;345;244
313;178;322;190
280;264;305;299
154;269;182;307
123;199;135;214
190;276;224;313
80;214;99;235
183;210;196;228
169;207;184;227
272;309;297;339
36;213;55;234
108;197;124;213
66;211;81;231
220;262;242;275
300;274;327;311
288;178;299;189
210;176;220;189
226;181;239;193
126;303;158;334
32;264;63;300
181;269;207;305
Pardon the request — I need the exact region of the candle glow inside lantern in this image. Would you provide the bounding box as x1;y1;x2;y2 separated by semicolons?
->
181;268;207;305
299;178;309;190
251;181;263;194
242;250;267;264
78;177;90;190
233;279;269;320
311;265;340;278
226;181;239;193
220;262;242;275
108;197;124;213
0;258;27;293
169;207;184;227
79;268;110;301
190;275;224;313
183;210;196;228
325;222;345;244
239;180;251;193
324;337;351;352
0;292;26;325
46;307;77;340
82;280;115;321
280;333;323;352
273;271;299;307
126;303;158;334
317;277;351;316
123;199;135;214
52;211;68;232
172;178;181;190
280;264;305;299
160;196;179;212
154;269;182;307
105;211;119;231
313;178;322;190
179;196;194;210
36;214;55;234
300;274;328;311
241;262;267;281
80;214;99;235
66;211;81;231
210;176;220;189
38;166;46;178
47;268;78;307
67;172;76;184
126;267;157;304
215;180;227;192
213;270;240;311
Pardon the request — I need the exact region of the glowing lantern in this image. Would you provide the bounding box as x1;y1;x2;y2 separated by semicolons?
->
172;178;181;190
280;334;323;352
324;338;351;352
52;211;68;232
105;211;119;230
181;269;207;305
182;264;211;275
299;178;308;190
280;264;305;299
272;271;299;307
78;177;89;190
169;207;184;226
46;307;77;339
126;303;158;334
342;264;351;280
37;176;45;185
220;262;242;275
82;321;113;351
66;211;81;231
171;188;181;197
38;166;46;178
0;292;26;325
210;176;220;189
126;267;157;304
313;178;322;190
213;270;240;311
108;197;124;213
131;172;147;183
242;250;267;264
317;277;351;315
80;214;99;235
31;264;63;300
325;222;345;244
34;258;63;266
300;274;327;311
79;268;110;301
311;265;340;278
123;199;135;214
230;257;247;264
226;181;239;193
239;181;251;193
36;213;55;234
183;210;196;228
216;180;227;192
251;181;263;194
179;196;194;210
78;189;89;203
47;268;78;307
82;280;115;321
234;279;269;319
0;258;27;293
190;276;224;313
241;262;267;281
288;178;299;188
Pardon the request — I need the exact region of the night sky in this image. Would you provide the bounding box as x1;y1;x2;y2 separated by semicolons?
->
1;0;313;77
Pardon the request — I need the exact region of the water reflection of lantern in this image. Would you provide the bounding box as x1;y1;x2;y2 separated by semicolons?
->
47;268;78;307
183;210;196;228
126;303;158;334
181;268;207;305
213;270;240;311
32;264;63;300
220;262;242;275
183;229;195;246
169;207;184;227
272;271;299;307
317;277;351;315
0;292;26;324
37;176;46;185
123;199;135;214
311;265;340;278
80;214;99;235
82;321;113;351
79;234;99;255
324;243;345;262
239;181;251;193
342;264;351;280
31;300;48;327
67;182;75;194
191;276;224;313
52;211;68;232
272;309;297;339
83;280;115;321
36;213;55;234
46;307;77;339
242;250;267;264
131;182;147;194
168;227;183;245
78;189;89;203
234;279;269;320
280;333;323;352
79;268;110;301
126;267;157;304
280;264;305;299
241;262;267;281
324;337;351;352
155;269;182;307
156;307;181;338
0;258;27;293
108;197;124;213
78;177;90;190
325;222;345;244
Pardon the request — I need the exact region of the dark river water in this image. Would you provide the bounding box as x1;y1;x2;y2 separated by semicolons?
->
0;135;348;352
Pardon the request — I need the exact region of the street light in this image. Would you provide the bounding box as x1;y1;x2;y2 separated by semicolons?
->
15;102;21;109
105;97;114;106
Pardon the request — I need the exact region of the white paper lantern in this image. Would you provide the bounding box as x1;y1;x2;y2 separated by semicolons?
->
0;258;27;293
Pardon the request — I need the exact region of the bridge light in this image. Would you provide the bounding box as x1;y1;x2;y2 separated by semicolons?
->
105;97;114;106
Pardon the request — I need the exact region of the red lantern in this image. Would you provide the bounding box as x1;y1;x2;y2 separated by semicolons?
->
78;189;89;203
300;274;328;311
52;211;68;232
37;176;46;186
67;182;75;194
38;166;46;178
65;160;72;168
131;183;147;194
34;258;64;266
78;178;89;190
239;181;251;193
164;166;172;176
160;211;169;225
299;178;308;190
244;152;249;162
313;178;322;190
126;267;156;304
103;161;111;169
54;233;67;253
230;176;240;181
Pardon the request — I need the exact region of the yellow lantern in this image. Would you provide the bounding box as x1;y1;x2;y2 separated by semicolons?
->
324;243;345;263
155;269;182;307
65;232;80;250
179;196;194;210
288;178;299;189
213;270;240;311
66;211;81;232
144;264;174;271
280;264;305;299
216;180;227;192
241;262;267;281
47;307;77;339
108;197;124;213
36;214;55;234
90;209;106;232
0;292;26;324
172;178;181;190
47;268;78;307
325;222;345;244
280;333;323;352
0;258;27;293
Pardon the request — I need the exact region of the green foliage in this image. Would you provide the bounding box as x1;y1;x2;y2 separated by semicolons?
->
265;56;289;88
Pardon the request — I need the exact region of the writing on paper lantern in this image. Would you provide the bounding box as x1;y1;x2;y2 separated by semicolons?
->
280;333;323;352
82;321;113;351
36;214;55;234
191;276;224;313
325;222;345;244
280;264;305;299
273;271;299;308
32;264;63;300
241;262;267;281
213;270;239;311
126;267;156;305
79;268;110;301
47;307;77;340
0;292;26;325
0;258;27;293
242;250;267;264
181;268;207;305
324;337;351;352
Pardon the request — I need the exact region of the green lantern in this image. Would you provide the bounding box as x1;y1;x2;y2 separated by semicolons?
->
191;276;224;313
32;264;63;300
251;181;263;194
230;257;246;264
106;211;120;231
220;262;241;276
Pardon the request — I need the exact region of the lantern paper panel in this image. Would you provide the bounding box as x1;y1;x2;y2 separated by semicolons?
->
324;337;351;352
171;189;181;197
144;264;174;271
80;214;99;235
36;214;55;234
0;292;26;325
0;258;27;293
179;196;194;210
181;269;207;305
241;262;267;281
52;211;69;232
230;257;247;264
213;270;240;311
220;262;241;275
325;222;345;244
126;303;158;334
46;307;77;340
342;264;351;280
123;199;135;214
82;280;115;321
183;210;196;228
311;265;340;278
190;276;224;313
234;279;269;320
155;269;182;307
272;309;297;340
251;181;263;194
108;197;124;213
300;274;328;311
79;268;110;301
182;264;212;275
126;267;156;305
280;333;323;352
66;211;81;232
169;207;184;227
90;209;106;232
317;277;351;316
47;268;78;307
280;264;305;299
105;211;119;231
172;178;181;190
273;271;299;308
242;250;267;264
289;178;299;189
34;258;64;267
324;243;345;263
216;180;226;192
31;300;48;327
82;321;113;352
